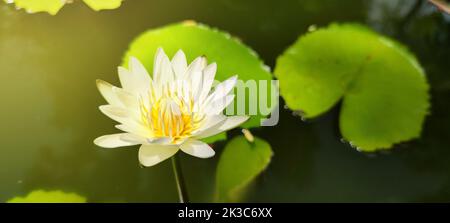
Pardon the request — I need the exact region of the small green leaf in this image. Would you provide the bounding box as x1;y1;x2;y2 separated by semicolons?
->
4;0;65;15
275;24;430;152
216;136;273;202
82;0;122;11
3;0;123;15
122;21;276;131
202;132;227;144
7;190;87;203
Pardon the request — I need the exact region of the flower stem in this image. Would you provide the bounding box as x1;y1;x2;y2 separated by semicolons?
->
171;154;189;203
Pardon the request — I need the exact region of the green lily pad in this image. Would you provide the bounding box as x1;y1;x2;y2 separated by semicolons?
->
3;0;122;15
215;135;273;202
274;24;430;152
122;21;276;131
82;0;122;11
7;190;87;203
4;0;65;15
202;132;226;144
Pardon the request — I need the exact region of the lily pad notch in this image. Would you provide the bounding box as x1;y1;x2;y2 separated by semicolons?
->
275;23;430;152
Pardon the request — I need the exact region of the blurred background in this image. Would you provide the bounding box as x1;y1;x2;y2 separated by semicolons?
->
0;0;449;202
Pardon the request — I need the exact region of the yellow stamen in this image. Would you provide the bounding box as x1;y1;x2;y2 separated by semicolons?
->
140;93;201;143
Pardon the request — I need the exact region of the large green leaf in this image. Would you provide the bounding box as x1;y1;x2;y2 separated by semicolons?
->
215;135;273;202
4;0;65;15
275;24;430;152
3;0;122;15
122;21;276;131
7;190;87;203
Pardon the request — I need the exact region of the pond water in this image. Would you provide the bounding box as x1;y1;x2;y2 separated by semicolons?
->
0;0;449;202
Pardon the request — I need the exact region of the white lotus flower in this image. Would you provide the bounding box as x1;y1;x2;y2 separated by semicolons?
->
94;48;249;167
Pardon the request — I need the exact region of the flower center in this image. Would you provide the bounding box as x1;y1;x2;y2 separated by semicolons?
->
140;96;199;142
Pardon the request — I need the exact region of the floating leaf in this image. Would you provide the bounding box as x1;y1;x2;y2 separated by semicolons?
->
3;0;66;15
82;0;122;11
122;21;276;132
7;190;87;203
202;132;226;144
215;135;273;202
3;0;123;15
275;24;430;152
